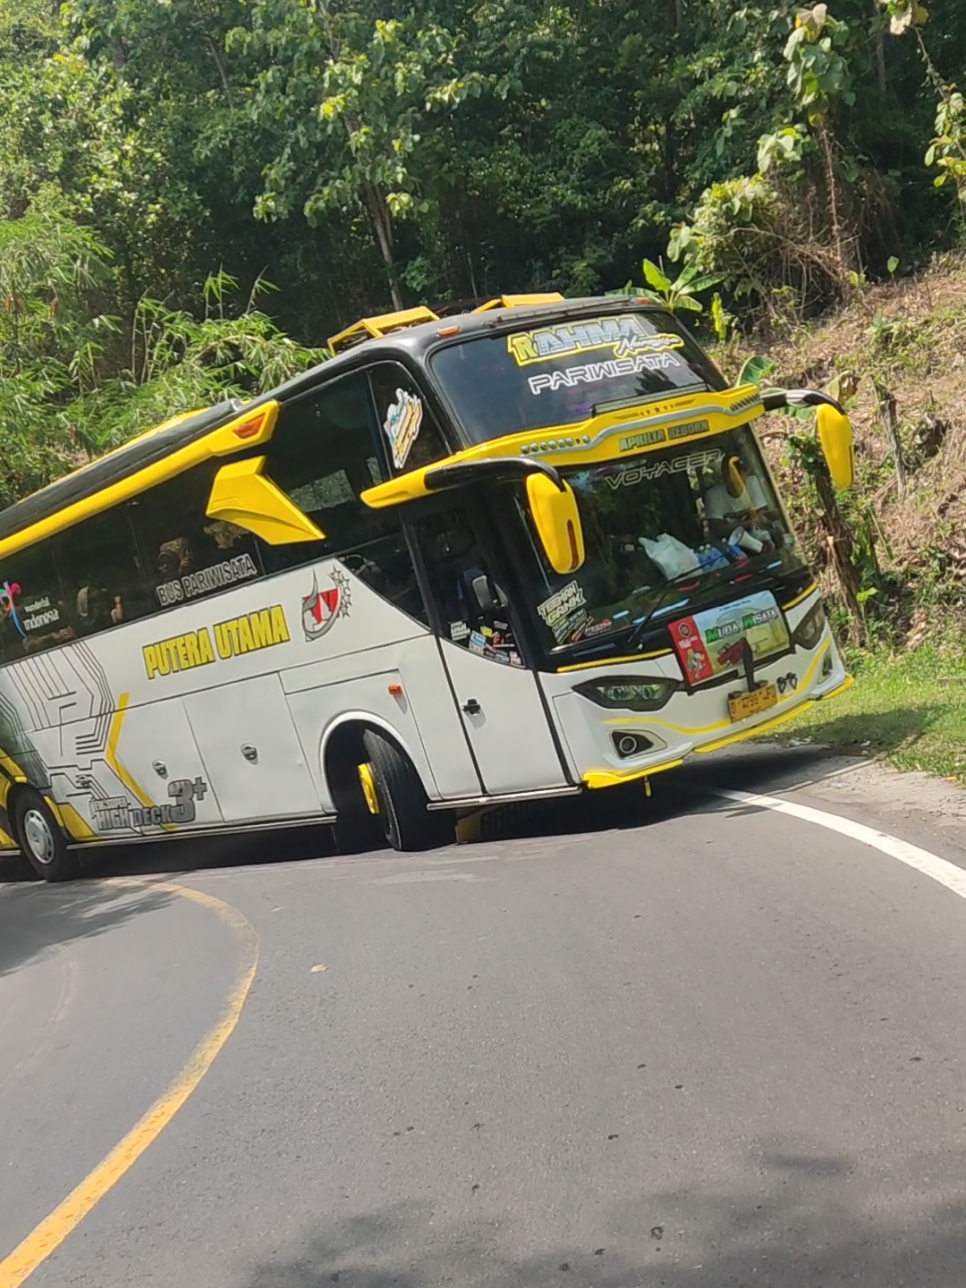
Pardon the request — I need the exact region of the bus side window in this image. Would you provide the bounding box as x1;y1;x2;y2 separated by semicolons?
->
128;462;265;612
368;363;451;472
258;371;396;573
53;509;155;637
0;544;73;658
407;507;524;667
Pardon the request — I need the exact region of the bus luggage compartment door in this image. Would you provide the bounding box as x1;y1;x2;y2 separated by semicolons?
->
184;674;321;822
438;640;570;795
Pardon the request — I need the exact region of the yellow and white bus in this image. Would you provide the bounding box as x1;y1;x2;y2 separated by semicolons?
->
0;294;853;879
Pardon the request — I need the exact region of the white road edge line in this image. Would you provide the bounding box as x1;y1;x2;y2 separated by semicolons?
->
717;788;966;902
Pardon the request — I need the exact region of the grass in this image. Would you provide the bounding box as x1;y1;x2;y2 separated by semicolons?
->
773;643;966;783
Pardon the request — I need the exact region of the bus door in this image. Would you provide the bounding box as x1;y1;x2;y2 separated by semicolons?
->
408;504;571;796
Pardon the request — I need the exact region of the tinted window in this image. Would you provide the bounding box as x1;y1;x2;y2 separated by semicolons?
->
128;462;265;611
259;372;396;571
369;363;450;472
0;544;73;659
408;506;525;667
53;510;155;637
341;528;428;628
431;311;716;442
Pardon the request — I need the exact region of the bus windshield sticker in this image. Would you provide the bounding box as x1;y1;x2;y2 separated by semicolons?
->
507;316;685;368
668;591;789;685
383;388;423;469
302;567;351;641
605;448;723;488
143;604;291;680
528;350;684;396
537;580;589;643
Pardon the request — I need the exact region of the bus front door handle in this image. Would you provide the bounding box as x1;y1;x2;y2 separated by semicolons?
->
461;698;482;716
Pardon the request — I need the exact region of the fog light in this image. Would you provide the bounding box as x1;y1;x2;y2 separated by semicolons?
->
822;650;834;678
612;731;654;759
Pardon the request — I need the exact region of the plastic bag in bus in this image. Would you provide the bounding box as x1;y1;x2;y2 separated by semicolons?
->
641;533;700;579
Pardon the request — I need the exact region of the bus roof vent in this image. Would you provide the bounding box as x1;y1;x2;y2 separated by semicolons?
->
328;306;441;355
472;293;565;312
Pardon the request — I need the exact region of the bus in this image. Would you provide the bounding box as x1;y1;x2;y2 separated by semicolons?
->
0;293;855;880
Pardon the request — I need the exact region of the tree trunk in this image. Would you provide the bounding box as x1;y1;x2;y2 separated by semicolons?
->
814;466;866;644
365;183;404;311
873;379;906;497
818;120;853;279
872;0;887;93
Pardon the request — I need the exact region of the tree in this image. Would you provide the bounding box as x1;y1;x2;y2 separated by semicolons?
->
229;2;504;308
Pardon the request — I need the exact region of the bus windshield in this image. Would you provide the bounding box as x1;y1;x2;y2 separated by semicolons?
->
431;310;718;441
515;425;806;651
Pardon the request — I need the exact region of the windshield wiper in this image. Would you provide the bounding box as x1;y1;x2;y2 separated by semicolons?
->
626;567;711;651
626;552;788;652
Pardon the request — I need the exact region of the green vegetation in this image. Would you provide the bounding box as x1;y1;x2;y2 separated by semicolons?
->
778;644;966;783
2;0;966;781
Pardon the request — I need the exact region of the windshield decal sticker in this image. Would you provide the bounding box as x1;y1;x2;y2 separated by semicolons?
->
537;580;589;643
142;603;291;680
383;388;423;469
527;350;683;396
302;568;351;641
603;448;723;489
669;591;789;685
666;419;710;441
508;316;685;368
618;428;667;452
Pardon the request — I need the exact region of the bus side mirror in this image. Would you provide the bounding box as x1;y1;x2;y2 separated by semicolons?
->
816;404;855;490
525;474;585;574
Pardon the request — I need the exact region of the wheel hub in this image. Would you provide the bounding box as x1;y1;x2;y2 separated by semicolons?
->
23;808;55;865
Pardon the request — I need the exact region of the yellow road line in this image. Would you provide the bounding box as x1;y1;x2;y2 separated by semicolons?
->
0;878;258;1288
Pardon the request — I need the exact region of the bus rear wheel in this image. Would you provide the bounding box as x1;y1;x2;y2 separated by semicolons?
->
14;790;79;882
361;731;452;853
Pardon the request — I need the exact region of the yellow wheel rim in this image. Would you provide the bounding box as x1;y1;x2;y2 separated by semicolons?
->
357;762;380;815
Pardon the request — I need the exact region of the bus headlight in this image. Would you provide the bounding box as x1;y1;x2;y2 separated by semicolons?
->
574;676;678;712
792;603;827;650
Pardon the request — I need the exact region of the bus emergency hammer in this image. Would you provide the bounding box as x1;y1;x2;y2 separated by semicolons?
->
760;387;846;414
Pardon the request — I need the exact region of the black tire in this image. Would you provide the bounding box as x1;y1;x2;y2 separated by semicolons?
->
14;790;79;882
331;798;385;856
362;731;453;852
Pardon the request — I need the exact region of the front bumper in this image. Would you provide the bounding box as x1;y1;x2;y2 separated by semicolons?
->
546;623;849;790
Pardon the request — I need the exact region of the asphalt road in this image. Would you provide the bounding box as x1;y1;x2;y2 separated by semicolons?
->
4;747;966;1288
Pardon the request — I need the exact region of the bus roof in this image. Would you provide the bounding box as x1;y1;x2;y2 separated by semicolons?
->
0;294;661;543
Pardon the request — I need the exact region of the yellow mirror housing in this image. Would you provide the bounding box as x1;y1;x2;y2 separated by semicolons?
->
526;474;585;574
816;404;855;490
207;457;326;545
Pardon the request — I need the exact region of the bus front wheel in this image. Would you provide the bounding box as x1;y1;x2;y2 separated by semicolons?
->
361;731;452;853
14;790;79;882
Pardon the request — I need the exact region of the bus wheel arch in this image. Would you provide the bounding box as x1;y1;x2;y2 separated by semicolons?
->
321;718;451;854
11;787;79;882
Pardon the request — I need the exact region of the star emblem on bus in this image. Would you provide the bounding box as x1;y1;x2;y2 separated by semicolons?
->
302;567;351;641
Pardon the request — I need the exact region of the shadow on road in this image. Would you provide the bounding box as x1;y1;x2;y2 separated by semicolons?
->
234;1139;966;1287
0;743;861;888
0;880;175;979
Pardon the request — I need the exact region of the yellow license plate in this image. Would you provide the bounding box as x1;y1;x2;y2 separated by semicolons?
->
728;683;778;723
